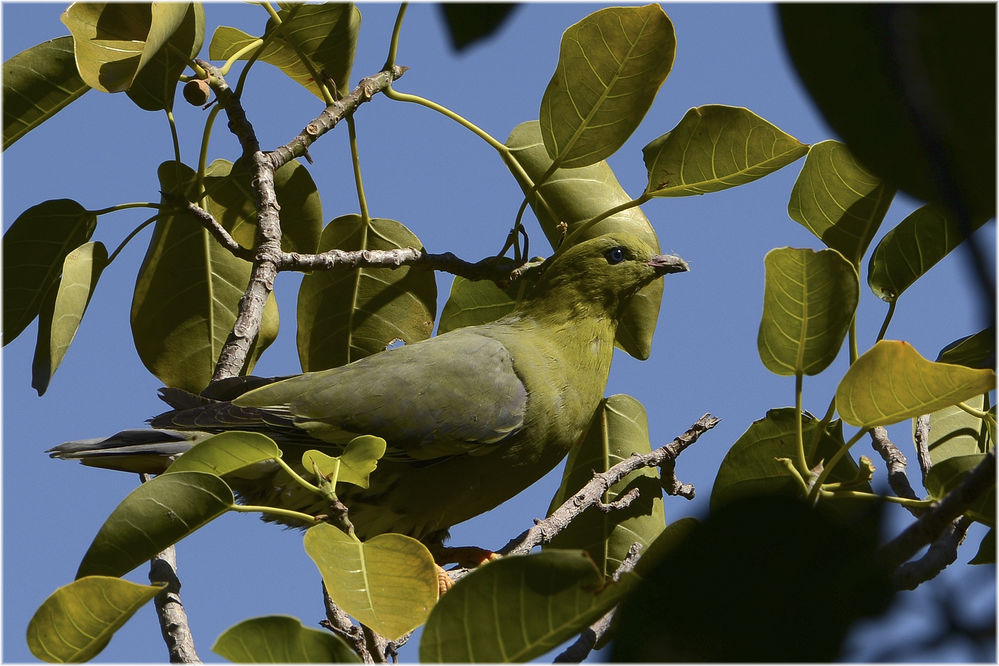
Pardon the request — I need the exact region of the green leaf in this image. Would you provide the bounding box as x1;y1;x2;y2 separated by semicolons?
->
3;199;97;346
27;576;164;663
131;161;279;392
506;120;662;360
297;215;436;372
919;394;990;468
757;247;858;376
438;273;527;334
546;395;665;577
212;615;361;663
924;454;995;527
61;3;191;93
438;4;518;51
302;435;386;489
77;471;234;579
937;329;995;370
632;517;698;577
837;340;997;427
165;431;281;476
3;36;89;150
420;550;625;662
303;523;437;641
539;4;675;168
787;140;894;264
643;105;808;197
32;241;108;396
868;204;989;302
126;3;205;111
969;529;995;565
204;157;322;254
711;408;866;510
209;4;360;99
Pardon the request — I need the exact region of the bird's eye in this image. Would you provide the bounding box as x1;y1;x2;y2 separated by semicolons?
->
605;247;626;264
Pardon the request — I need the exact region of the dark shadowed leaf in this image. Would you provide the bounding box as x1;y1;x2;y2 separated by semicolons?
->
165;431;281;476
788;140;894;264
837;340;997;427
540;4;675;168
643;105;807;197
868;204;989;302
970;529;995;565
438;271;531;334
506;120;662;360
438;4;518;51
61;3;191;93
758;247;858;376
420;550;626;662
209;4;360;99
212;615;360;663
3;199;96;346
27;576;164;663
3;36;89;150
546;395;665;576
77;472;234;579
304;523;437;641
925;454;995;527
32;241;108;395
297;215;436;372
936;329;996;370
131;161;279;392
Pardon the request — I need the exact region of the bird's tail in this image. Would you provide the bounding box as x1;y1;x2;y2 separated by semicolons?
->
48;428;214;475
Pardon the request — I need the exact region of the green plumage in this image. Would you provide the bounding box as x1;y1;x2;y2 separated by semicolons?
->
51;233;687;546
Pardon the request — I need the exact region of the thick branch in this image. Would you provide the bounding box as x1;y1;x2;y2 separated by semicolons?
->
892;516;973;590
869;426;920;510
148;546;201;663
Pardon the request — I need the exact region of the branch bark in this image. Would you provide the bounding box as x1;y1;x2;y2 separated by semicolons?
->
869;426;920;511
148;545;201;663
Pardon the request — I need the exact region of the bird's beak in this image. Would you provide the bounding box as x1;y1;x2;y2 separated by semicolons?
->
647;253;689;275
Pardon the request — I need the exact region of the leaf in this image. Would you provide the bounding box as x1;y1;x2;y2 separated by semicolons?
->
539;4;675;168
32;241;108;395
212;615;361;663
420;550;625;662
710;408;866;511
969;529;995;565
836;340;997;427
3;36;89;150
27;576;164;663
165;431;281;476
61;3;191;93
937;329;996;370
757;247;858;376
924;454;995;527
204;157;322;254
437;268;534;334
209;4;360;99
297;215;436;372
920;394;990;467
506;120;662;360
126;3;205;111
868;204;989;302
787;140;894;264
632;517;698;577
643;105;808;197
3;199;97;346
302;435;386;489
131;161;279;392
77;471;234;579
438;3;518;51
303;523;437;641
546;395;665;577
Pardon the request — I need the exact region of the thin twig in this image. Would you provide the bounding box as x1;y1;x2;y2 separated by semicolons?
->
914;414;933;483
869;426;920;513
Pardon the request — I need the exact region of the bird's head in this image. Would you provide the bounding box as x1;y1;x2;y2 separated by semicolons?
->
527;233;688;319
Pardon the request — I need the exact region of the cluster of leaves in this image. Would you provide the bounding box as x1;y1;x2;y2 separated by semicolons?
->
4;2;994;663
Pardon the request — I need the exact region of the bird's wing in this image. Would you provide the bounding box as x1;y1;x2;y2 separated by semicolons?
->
232;329;529;460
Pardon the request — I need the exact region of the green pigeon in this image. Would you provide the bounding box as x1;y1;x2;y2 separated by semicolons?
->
50;233;687;550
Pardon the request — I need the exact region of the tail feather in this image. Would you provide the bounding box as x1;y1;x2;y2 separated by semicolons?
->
49;428;210;474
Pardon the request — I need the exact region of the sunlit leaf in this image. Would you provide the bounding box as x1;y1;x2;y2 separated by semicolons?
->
27;576;164;663
540;4;675;168
77;472;234;579
32;241;108;395
61;3;191;93
212;615;360;663
868;204;989;302
757;247;858;376
209;4;360;99
438;273;527;334
936;329;995;370
3;36;89;150
837;340;997;427
301;435;386;489
304;523;437;640
506;120;662;360
547;395;665;576
919;394;991;468
643;105;808;197
3;199;96;346
924;453;995;527
165;431;281;476
126;3;205;111
787;140;894;264
297;215;436;372
420;550;625;662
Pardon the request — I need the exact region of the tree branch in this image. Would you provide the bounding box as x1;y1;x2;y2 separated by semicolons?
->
280;247;529;283
892;516;973;590
869;426;920;512
913;413;933;484
148;545;201;663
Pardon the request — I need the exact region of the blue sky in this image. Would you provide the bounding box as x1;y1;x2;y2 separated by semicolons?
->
3;2;995;662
